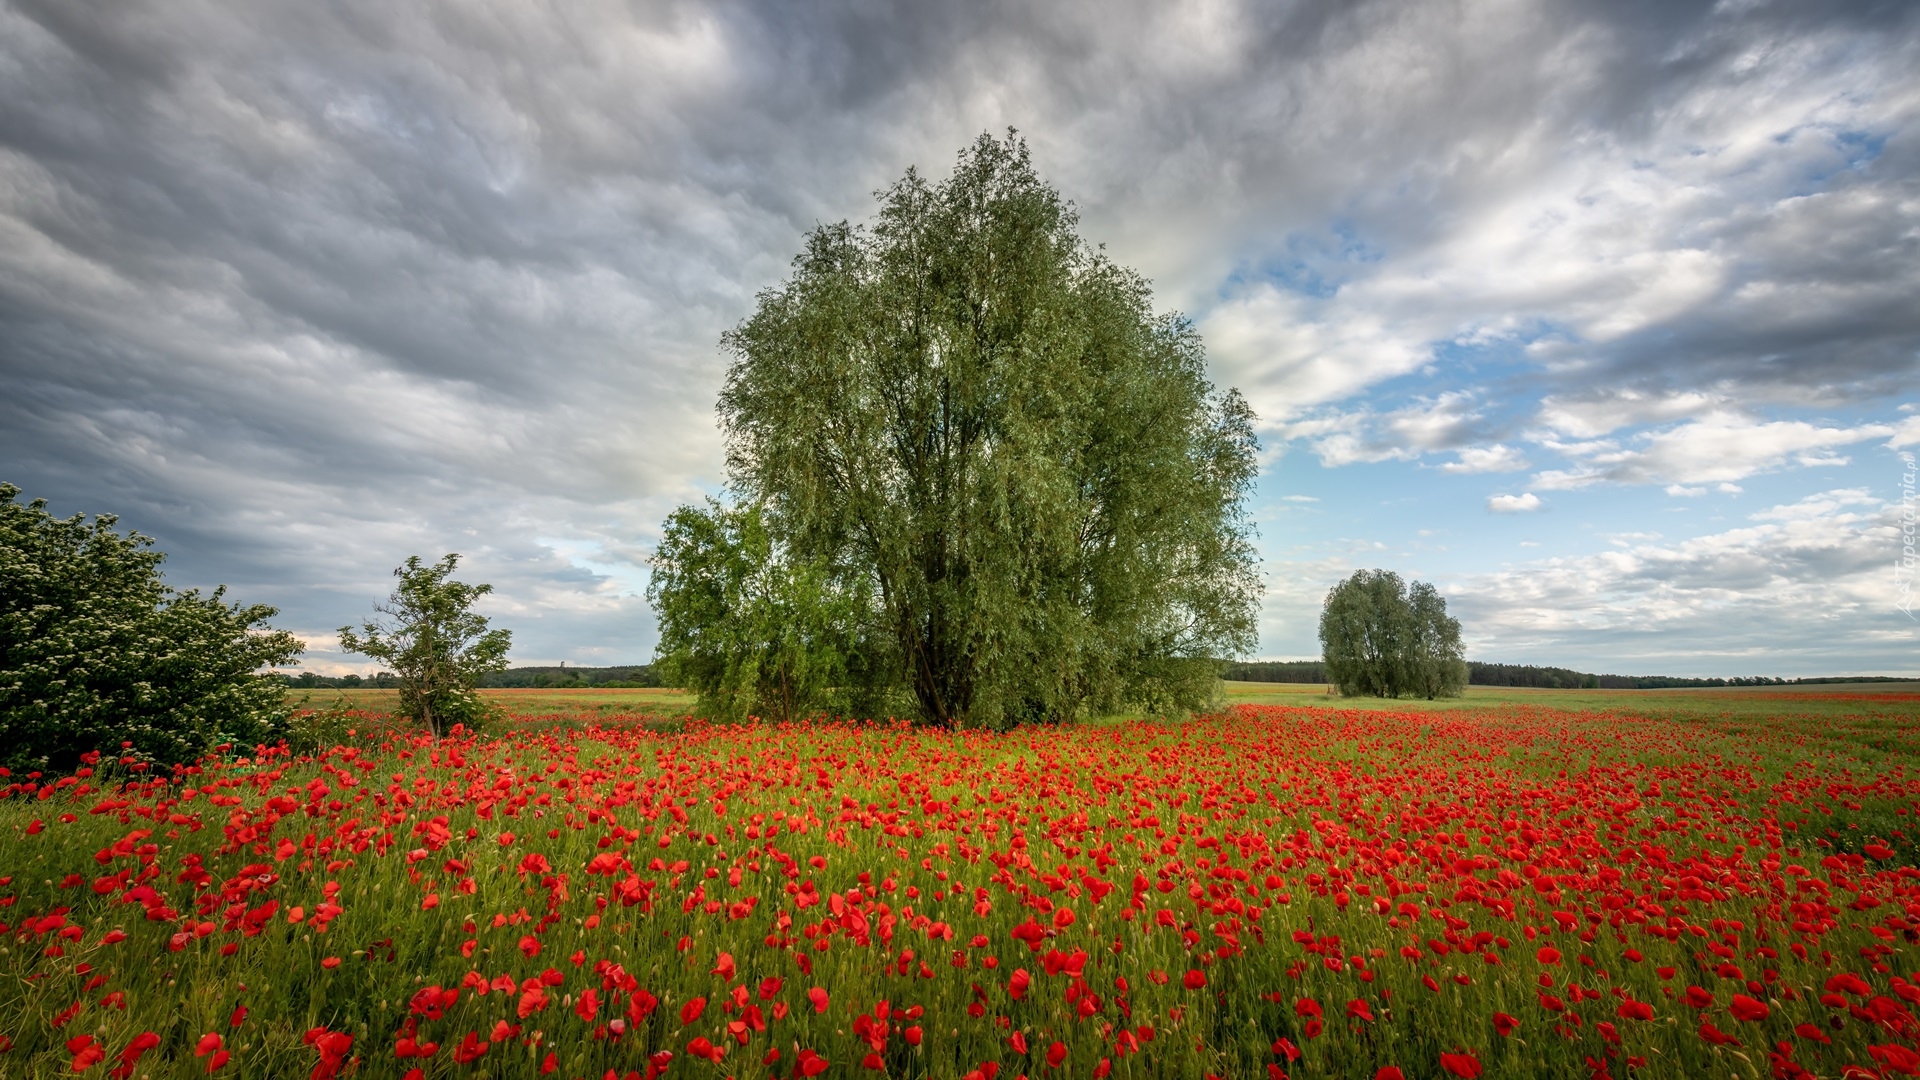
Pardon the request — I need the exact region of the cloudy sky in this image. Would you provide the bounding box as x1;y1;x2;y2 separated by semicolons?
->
3;0;1917;677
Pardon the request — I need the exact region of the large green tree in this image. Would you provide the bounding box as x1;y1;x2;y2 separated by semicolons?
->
705;132;1261;727
1319;569;1467;699
0;483;303;769
338;555;511;736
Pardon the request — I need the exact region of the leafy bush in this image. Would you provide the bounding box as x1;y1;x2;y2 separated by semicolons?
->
0;483;302;770
649;501;897;724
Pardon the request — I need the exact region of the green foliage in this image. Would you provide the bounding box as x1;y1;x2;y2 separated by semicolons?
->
1222;660;1328;683
0;483;302;770
1319;569;1466;699
710;132;1261;728
282;671;399;689
476;665;662;689
337;555;511;736
278;703;391;755
647;501;895;723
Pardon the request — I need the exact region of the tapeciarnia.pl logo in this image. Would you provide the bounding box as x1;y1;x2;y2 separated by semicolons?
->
1899;450;1916;620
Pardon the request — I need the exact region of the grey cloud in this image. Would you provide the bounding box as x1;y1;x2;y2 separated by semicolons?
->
1183;2;1920;447
1;0;1915;667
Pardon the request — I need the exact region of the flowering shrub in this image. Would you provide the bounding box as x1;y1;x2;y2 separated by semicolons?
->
0;484;301;771
1;700;1918;1078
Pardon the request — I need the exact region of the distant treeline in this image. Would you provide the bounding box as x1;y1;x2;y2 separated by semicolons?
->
478;665;662;688
285;661;1914;692
1221;661;1331;683
1221;661;1917;690
282;664;662;690
283;671;399;689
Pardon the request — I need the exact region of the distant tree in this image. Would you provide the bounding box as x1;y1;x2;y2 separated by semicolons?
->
712;131;1261;727
337;555;511;736
1319;569;1465;699
1318;569;1407;697
648;501;887;723
0;483;302;769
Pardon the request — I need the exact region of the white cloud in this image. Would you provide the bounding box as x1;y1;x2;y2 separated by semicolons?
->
1748;487;1877;522
1283;393;1488;467
1536;390;1724;439
1202;287;1428;423
1441;443;1531;474
1447;490;1916;671
1530;413;1894;490
1488;492;1543;513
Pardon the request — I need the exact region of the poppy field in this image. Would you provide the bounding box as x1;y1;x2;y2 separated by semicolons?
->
3;694;1920;1079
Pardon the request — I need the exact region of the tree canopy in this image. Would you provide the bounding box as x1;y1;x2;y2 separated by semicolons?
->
0;483;302;769
660;132;1261;727
1318;569;1466;699
338;554;511;735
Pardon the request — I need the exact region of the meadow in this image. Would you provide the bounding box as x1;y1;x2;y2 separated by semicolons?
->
3;687;1919;1078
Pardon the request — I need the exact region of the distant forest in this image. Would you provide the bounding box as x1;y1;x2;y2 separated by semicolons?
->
1220;660;1918;690
283;664;662;689
283;661;1912;692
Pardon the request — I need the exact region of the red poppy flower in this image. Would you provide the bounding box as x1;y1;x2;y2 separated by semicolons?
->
1871;1045;1920;1075
1617;1000;1653;1021
1698;1020;1741;1046
1827;973;1872;997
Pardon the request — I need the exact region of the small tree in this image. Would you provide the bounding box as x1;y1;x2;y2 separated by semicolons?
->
1319;569;1466;699
0;483;302;770
338;555;511;736
648;501;890;723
